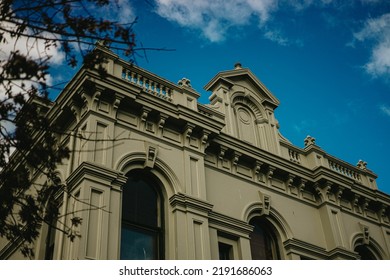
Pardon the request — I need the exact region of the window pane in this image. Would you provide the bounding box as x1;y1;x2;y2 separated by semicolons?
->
218;242;233;260
122;177;158;227
120;171;163;260
355;245;377;260
249;218;278;260
120;226;157;260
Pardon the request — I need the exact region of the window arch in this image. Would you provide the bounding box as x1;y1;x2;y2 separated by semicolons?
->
249;217;280;260
120;170;164;260
231;95;266;147
236;106;257;145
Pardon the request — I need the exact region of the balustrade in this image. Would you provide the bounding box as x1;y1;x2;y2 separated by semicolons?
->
328;160;361;181
288;149;301;164
122;68;173;101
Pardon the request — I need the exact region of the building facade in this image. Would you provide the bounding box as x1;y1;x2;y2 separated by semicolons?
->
1;45;390;260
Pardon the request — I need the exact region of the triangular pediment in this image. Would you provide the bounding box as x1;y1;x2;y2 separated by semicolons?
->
204;66;280;109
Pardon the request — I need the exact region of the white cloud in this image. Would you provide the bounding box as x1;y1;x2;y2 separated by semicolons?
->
0;19;66;161
154;0;278;42
0;21;65;65
153;0;343;44
293;119;317;133
0;20;64;111
354;13;390;78
380;104;390;117
0;21;65;92
264;29;290;46
95;0;136;24
115;0;136;23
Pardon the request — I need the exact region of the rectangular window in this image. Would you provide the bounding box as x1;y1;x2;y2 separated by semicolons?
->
218;242;233;260
217;235;240;260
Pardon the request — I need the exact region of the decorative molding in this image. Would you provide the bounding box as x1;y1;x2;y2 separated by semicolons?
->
178;77;192;88
258;191;271;216
359;223;370;245
209;211;253;237
232;151;241;166
284;239;358;260
335;186;344;205
267;166;276;181
218;146;228;161
356;160;367;170
113;94;123;113
283;238;327;260
315;181;332;202
144;142;158;168
184;123;194;140
362;198;370;216
169;193;213;217
287;174;296;189
299;179;307;197
353;194;361;214
140;107;151;122
158;113;168;130
200;130;211;151
254;160;264;182
304;135;316;147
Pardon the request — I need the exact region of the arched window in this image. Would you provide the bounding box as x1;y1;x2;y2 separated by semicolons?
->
249;217;280;260
355;244;377;260
120;171;163;259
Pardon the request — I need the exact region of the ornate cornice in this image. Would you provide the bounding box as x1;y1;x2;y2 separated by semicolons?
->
169;193;213;218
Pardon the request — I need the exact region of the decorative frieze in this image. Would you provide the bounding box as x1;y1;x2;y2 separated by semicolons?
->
232;151;241;167
267;166;276;181
140;107;151;123
158;113;168;130
286;174;298;196
315;181;332;203
254;160;264;182
335;186;344;205
298;179;307;197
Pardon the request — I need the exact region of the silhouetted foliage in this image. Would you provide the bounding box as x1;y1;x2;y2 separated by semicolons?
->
0;0;136;258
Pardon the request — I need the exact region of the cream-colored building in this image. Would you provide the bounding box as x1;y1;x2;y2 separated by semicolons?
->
1;45;390;260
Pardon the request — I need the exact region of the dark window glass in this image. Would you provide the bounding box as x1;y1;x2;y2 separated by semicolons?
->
121;178;158;227
120;172;163;260
44;224;56;260
218;242;233;260
355;245;377;260
249;217;280;260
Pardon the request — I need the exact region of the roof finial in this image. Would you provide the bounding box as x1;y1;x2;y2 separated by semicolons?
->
304;135;316;147
234;62;242;69
178;77;192;88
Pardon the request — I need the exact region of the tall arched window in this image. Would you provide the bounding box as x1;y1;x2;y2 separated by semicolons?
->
355;244;377;260
249;217;280;260
120;171;163;259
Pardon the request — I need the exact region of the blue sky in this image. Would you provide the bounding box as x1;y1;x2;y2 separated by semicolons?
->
53;0;390;194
